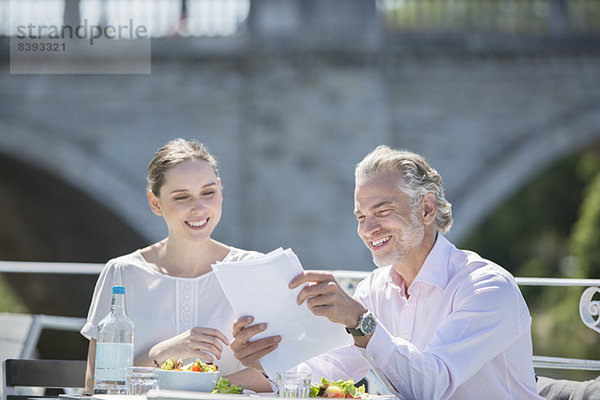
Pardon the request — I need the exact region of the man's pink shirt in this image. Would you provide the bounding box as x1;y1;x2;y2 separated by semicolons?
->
301;234;543;400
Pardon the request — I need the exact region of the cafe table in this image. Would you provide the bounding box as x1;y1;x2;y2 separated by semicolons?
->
91;390;278;400
89;389;395;400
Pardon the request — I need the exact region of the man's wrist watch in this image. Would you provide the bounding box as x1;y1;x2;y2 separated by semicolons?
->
345;311;376;336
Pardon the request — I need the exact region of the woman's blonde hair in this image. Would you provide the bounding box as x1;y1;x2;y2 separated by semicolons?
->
147;138;219;196
355;145;453;234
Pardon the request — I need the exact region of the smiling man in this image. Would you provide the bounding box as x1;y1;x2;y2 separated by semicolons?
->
231;146;543;400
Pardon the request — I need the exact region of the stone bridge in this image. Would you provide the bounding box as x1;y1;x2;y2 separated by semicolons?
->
1;0;600;276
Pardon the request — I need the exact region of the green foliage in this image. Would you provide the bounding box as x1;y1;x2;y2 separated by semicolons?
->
381;0;600;33
570;169;600;278
461;154;591;279
0;275;27;313
460;148;600;380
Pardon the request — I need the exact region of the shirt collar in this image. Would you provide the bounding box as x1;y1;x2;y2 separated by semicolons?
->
411;233;453;292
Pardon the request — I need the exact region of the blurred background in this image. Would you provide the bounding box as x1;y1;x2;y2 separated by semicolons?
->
1;0;600;381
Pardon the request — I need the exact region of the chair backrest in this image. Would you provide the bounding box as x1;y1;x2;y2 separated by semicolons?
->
536;375;600;399
2;359;86;400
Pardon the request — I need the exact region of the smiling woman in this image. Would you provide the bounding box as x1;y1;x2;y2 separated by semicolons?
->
80;138;272;394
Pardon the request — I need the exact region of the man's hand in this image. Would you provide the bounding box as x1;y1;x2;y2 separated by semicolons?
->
289;271;367;329
230;316;281;374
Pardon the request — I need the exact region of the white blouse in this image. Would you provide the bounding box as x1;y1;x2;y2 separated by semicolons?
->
81;247;261;375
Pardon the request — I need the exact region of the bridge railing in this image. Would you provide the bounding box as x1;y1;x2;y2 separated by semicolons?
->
330;270;600;372
1;0;599;38
1;261;600;372
0;0;251;38
379;0;600;35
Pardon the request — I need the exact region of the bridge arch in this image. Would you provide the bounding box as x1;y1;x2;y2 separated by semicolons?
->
449;104;600;242
1;50;599;270
0;121;163;246
0;131;149;315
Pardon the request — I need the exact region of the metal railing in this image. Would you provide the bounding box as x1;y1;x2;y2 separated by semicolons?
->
1;0;599;39
0;261;102;275
19;315;87;359
1;260;600;371
0;0;250;38
330;270;600;372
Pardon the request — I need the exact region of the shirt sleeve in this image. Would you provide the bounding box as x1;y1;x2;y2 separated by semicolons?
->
292;345;371;384
80;259;121;340
360;271;529;400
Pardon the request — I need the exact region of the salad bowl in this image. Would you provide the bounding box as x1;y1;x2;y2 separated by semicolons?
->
155;369;219;392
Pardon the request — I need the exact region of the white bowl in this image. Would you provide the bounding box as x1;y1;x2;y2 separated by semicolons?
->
155;369;219;392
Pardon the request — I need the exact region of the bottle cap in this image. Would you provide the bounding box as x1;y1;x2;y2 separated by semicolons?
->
112;286;126;294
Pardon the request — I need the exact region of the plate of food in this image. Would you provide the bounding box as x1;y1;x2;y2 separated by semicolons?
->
154;358;243;394
309;377;395;400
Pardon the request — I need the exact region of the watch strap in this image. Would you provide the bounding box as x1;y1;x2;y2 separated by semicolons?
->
345;325;364;336
345;311;374;336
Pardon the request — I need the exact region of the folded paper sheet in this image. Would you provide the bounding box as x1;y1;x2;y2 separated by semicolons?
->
212;248;353;377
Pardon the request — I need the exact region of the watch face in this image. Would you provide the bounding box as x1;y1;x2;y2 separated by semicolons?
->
360;312;376;335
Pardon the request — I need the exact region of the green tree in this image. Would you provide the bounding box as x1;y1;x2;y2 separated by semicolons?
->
0;275;27;313
461;148;600;380
571;168;600;278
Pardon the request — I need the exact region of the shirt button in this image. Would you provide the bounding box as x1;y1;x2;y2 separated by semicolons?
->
370;354;376;361
402;334;409;340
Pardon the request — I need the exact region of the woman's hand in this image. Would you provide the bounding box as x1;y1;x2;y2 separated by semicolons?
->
230;316;280;373
147;327;230;365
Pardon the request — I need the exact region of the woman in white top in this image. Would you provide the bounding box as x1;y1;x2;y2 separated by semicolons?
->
81;139;272;392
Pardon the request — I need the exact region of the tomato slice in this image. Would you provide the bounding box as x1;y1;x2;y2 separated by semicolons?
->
190;364;202;372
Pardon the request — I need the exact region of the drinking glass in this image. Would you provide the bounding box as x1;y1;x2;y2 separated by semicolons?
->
126;366;158;395
276;372;311;398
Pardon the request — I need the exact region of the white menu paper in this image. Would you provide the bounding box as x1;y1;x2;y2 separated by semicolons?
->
211;248;353;377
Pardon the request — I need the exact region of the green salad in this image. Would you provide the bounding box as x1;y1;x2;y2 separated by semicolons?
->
309;377;366;398
159;357;218;372
212;377;244;394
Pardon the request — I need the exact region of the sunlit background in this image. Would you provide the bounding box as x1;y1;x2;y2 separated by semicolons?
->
1;0;600;383
1;0;250;37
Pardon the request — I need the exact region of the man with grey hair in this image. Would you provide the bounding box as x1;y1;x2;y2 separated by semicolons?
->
231;146;542;399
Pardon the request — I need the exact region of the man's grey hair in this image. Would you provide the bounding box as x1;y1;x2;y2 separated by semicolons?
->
355;145;453;234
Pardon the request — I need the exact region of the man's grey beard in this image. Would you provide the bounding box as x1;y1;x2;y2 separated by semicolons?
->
370;212;425;268
372;245;405;268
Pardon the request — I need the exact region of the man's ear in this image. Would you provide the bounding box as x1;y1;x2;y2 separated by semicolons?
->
421;192;436;226
148;191;162;216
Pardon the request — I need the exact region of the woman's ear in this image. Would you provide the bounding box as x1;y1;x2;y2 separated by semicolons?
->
148;191;162;216
217;177;223;191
